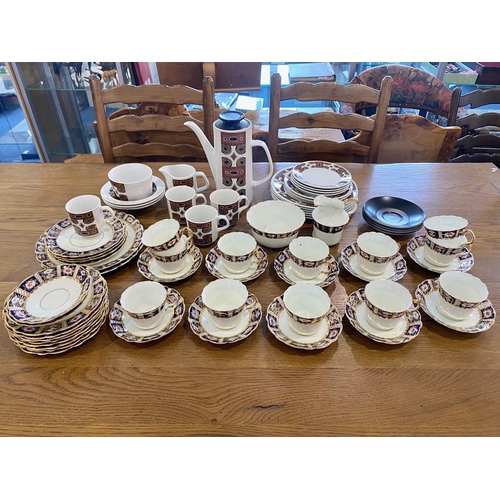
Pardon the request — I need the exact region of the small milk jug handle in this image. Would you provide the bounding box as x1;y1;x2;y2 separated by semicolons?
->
250;139;274;187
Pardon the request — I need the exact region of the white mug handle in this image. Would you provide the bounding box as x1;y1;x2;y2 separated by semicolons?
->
251;139;274;187
195;171;210;193
238;195;250;215
194;193;207;205
102;206;115;219
216;215;230;233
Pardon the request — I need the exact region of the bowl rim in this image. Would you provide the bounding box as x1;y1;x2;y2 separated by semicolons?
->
247;200;305;234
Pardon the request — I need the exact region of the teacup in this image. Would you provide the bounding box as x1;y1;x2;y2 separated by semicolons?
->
153;245;190;274
312;205;350;246
424;215;475;242
364;280;418;331
160;164;209;193
423;235;472;267
201;279;249;330
283;283;331;336
217;232;258;274
210;189;250;227
108;163;153;201
356;232;400;275
165;185;207;224
142;219;192;254
185;205;230;246
289;236;330;280
65;194;115;237
437;271;489;321
120;281;168;330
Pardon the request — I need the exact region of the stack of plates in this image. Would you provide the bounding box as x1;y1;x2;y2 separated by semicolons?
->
362;196;425;235
270;161;358;218
35;211;144;274
100;176;166;210
2;264;108;355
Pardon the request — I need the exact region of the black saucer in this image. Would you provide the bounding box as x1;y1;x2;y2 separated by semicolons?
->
362;196;425;234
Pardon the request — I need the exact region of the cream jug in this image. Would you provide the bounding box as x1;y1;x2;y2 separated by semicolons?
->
185;111;274;203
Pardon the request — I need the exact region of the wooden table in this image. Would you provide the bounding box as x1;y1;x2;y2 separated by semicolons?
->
1;161;499;437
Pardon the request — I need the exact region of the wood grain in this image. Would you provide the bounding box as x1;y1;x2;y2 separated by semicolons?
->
1;161;499;436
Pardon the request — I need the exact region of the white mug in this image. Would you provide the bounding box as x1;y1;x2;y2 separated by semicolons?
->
65;194;114;237
185;205;230;246
108;163;153;201
165;185;207;224
210;188;250;227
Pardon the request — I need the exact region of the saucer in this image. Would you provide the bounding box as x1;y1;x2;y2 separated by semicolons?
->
109;287;185;343
407;235;474;273
415;279;495;333
345;289;422;344
100;176;165;210
340;242;407;282
274;248;339;287
266;294;342;350
205;246;268;282
137;244;202;283
188;292;262;345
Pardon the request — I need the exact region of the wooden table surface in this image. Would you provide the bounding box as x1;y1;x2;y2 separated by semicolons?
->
1;161;499;437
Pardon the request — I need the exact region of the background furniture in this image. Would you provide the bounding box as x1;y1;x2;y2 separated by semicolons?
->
356;114;461;163
448;86;500;167
340;64;455;124
267;72;392;163
90;75;215;163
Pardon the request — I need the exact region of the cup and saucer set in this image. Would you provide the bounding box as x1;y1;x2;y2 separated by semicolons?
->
100;163;166;210
109;281;185;343
266;283;343;350
274;236;340;288
35;194;144;275
406;216;475;274
3;264;108;355
188;279;262;345
341;232;408;282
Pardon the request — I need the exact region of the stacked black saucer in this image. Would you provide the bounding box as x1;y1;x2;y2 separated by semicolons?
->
362;196;425;235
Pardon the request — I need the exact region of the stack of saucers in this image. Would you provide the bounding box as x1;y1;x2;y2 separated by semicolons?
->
100;175;166;210
362;196;425;235
35;211;144;274
2;264;108;355
270;161;358;219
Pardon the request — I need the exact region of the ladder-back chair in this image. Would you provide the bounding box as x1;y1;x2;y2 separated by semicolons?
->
90;75;215;163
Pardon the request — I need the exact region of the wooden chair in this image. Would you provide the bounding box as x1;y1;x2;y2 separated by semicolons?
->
267;72;392;163
340;64;454;124
90;75;215;163
448;86;500;167
356;114;461;163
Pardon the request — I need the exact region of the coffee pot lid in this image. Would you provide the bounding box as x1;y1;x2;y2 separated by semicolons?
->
215;111;250;130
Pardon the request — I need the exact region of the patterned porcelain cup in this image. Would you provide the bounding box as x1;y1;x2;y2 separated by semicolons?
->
108;163;153;202
218;232;258;274
283;283;331;336
142;219;192;254
165;186;207;224
437;271;488;321
364;279;418;331
312;205;350;246
185;205;230;247
357;232;400;275
289;236;330;280
154;245;190;274
210;189;250;227
423;235;472;267
424;215;475;242
201;279;248;330
65;194;115;237
120;281;169;330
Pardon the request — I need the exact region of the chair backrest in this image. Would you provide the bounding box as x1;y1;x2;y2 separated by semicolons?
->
268;72;392;163
448;86;500;166
90;75;215;163
340;64;453;122
356;113;461;163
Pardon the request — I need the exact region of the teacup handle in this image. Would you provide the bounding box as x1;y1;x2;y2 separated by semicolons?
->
238;195;250;215
463;229;475;246
180;226;194;247
195;171;210;193
319;259;336;275
408;298;420;312
343;198;358;213
194;193;207;206
216;215;230;233
103;206;115;219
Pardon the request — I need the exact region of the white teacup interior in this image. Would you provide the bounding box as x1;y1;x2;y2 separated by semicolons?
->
218;232;256;257
289;236;329;262
424;215;468;234
365;280;412;313
120;281;167;329
357;232;399;258
143;219;180;248
65;194;101;215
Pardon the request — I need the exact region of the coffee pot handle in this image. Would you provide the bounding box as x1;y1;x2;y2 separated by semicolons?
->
250;139;274;187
